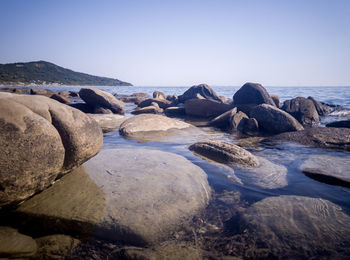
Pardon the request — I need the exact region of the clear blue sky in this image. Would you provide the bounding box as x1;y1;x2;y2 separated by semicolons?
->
0;0;349;86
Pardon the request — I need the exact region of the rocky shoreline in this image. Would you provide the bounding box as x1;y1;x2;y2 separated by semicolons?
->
0;83;349;259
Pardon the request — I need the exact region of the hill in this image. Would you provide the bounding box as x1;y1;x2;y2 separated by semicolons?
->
0;61;132;86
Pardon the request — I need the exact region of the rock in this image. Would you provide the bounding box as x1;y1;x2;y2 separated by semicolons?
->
237;117;259;135
87;114;125;132
116;93;149;104
189;140;259;167
270;94;280;107
178;84;222;103
233;83;275;107
267;127;350;151
0;93;103;206
240;196;350;258
230;111;248;130
35;235;80;260
308;96;332;116
16;149;211;246
93;106;113;114
138;98;172;109
50;93;71;104
282;97;320;126
119;114;193;140
79;88;125;115
164;106;186;117
166;95;179;104
0;226;37;258
30;88;56;97
153;91;166;100
0;87;23;94
131;105;164;115
250;104;304;134
184;99;233;118
219;95;232;104
300;155;350;187
208;108;237;129
326;120;350;128
69;103;94;113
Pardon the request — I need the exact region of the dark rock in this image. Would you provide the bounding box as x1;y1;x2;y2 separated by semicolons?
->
208;108;237;129
0;226;37;258
35;235;80;260
30;88;56;97
153;91;166;100
69;103;94;113
184;99;233;118
282;97;320;126
250;104;304;134
50;93;71;104
233;82;275;107
164;106;186;117
131;105;163;115
237;117;259;135
79;88;125;115
266;127;350;151
189;140;259;167
230;111;248;130
138;98;172;109
93;106;113;114
270;94;280;107
326;120;350;128
178;84;222;103
308;96;332;116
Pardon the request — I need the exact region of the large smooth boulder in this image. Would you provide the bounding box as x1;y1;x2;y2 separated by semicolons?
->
0;93;103;206
267;127;350;151
178;84;222;103
0;226;37;258
250;104;304;134
239;196;350;258
233;83;275;107
300;155;350;187
189;140;259;167
326;120;350;128
79;88;125;115
184;99;232;118
119;114;194;140
208;108;237;129
282;97;320;126
16;149;211;246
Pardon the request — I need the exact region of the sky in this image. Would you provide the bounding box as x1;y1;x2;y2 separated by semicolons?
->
0;0;349;86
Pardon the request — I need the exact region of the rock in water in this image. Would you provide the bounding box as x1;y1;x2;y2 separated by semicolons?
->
16;149;211;246
0;226;37;258
137;98;172;109
0;93;103;206
35;235;80;259
184;99;232;118
326;120;350;128
300;154;350;187
153;91;166;100
250;104;304;134
178;84;222;103
87;114;125;132
233;82;275;107
240;196;350;258
189;140;259;167
282;97;320;126
208;108;237;129
79;88;125;115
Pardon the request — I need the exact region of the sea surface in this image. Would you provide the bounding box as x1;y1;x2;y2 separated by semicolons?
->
2;85;350;258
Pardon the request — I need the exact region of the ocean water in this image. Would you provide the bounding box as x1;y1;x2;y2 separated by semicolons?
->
2;85;350;258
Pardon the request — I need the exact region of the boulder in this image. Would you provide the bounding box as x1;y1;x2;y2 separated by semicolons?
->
30;88;56;97
230;111;248;130
300;155;350;187
184;99;233;118
50;93;71;104
116;93;149;104
138;98;172;109
164;106;186;117
208;108;237;129
237;117;259;135
250;104;304;134
16;149;211;246
153;91;166;100
0;226;37;258
93;106;113;114
239;196;350;258
79;88;125;115
87;114;125;132
35;235;80;260
189;140;259;167
131;105;163;115
166;95;179;104
119;114;193;140
0;93;103;206
233;83;275;107
270;94;280;107
308;96;332;116
267;127;350;151
282;97;320;126
326;120;350;128
69;103;94;113
178;84;222;103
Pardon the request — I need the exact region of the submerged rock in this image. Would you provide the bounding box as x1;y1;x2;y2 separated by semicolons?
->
0;226;37;258
240;195;350;258
282;97;320;126
250;104;304;134
184;99;232;118
178;84;222;103
300;154;350;187
16;149;211;246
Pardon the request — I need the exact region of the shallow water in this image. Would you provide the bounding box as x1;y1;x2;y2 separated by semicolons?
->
2;85;350;258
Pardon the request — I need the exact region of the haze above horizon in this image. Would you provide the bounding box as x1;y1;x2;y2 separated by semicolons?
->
1;0;349;86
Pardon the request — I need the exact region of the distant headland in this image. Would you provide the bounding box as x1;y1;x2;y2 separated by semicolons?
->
0;60;132;86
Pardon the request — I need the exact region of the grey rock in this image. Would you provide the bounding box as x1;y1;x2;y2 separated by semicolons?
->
0;226;37;258
131;105;164;115
50;93;71;104
270;94;280;107
184;99;233;118
208;108;237;129
326;120;350;128
179;84;222;103
164;106;186;117
138;98;172;109
87;114;125;132
250;104;304;134
93;106;113;114
230;111;248;130
153;91;166;100
79;88;125;115
308;96;332;116
237;117;259;135
282;97;320;126
69;102;94;113
300;154;350;187
233;82;275;107
30;88;56;97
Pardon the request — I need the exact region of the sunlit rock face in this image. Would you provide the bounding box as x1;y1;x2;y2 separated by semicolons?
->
239;195;350;258
16;149;211;246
